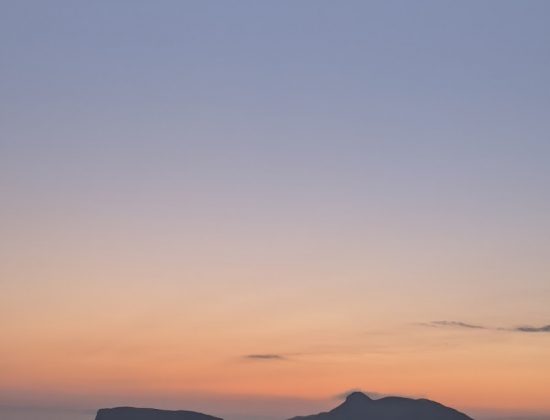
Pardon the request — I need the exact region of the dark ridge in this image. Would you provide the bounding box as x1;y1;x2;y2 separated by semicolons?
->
95;407;223;420
288;391;473;420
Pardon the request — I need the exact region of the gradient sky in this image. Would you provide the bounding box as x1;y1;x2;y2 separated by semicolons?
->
1;1;550;420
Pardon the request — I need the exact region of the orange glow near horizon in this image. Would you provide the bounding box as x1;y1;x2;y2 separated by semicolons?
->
2;272;550;415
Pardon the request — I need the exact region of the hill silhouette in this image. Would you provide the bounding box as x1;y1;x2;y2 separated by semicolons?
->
95;407;223;420
288;391;473;420
95;392;473;420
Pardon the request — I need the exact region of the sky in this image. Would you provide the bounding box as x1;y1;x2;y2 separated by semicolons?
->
1;1;550;419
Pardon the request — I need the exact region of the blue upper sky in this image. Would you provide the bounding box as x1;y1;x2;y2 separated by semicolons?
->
3;0;549;230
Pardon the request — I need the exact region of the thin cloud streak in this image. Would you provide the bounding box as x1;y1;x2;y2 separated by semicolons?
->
431;321;487;329
242;354;287;360
429;321;550;333
514;325;550;333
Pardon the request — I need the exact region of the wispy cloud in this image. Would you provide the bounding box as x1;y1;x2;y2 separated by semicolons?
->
243;354;287;360
431;321;487;329
333;389;373;400
514;325;550;333
428;321;550;333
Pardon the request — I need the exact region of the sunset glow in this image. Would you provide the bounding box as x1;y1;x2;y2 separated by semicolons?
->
1;2;550;420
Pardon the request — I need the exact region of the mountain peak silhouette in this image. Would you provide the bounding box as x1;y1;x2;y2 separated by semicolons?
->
344;392;373;404
289;392;473;420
